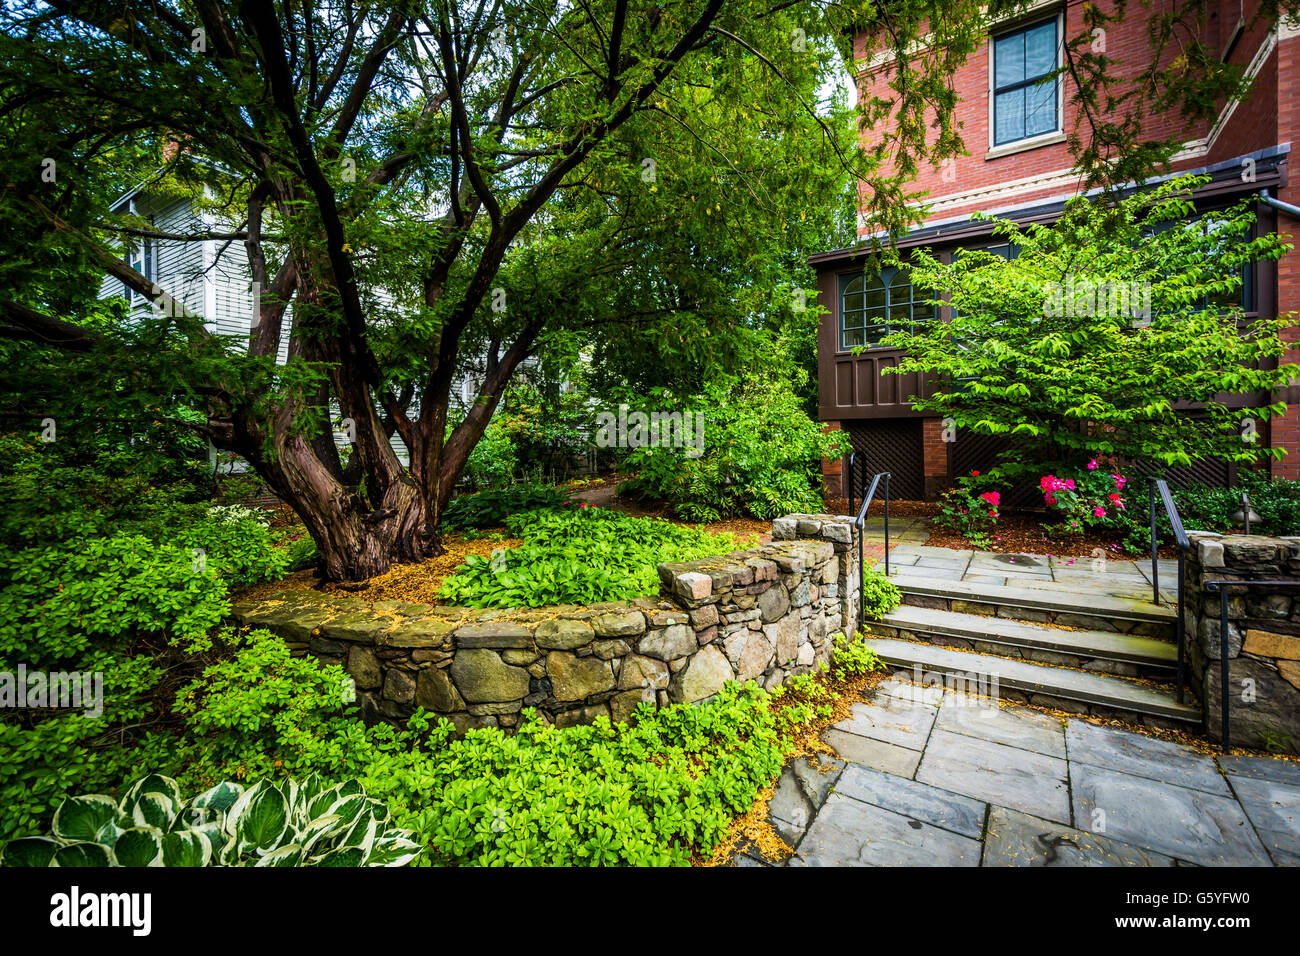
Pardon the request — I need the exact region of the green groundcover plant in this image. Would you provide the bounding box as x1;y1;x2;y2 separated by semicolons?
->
438;503;751;608
1;627;886;866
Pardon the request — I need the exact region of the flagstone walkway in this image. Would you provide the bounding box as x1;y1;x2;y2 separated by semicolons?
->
736;678;1300;867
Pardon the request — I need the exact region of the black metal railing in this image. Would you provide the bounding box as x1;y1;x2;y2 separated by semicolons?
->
1148;478;1190;703
846;451;857;516
1204;578;1300;751
854;471;891;635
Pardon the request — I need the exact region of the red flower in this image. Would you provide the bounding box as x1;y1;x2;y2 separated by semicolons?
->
971;470;980;477
980;491;1000;507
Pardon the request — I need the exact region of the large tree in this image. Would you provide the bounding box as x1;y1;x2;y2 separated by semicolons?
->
1;0;1293;579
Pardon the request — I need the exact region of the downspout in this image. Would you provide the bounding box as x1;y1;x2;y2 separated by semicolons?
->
1260;188;1300;219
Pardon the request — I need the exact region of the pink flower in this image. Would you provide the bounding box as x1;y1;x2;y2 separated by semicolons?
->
980;491;1000;507
1108;492;1122;503
1087;459;1098;470
1062;479;1076;491
1044;494;1057;506
580;502;590;509
1093;506;1106;518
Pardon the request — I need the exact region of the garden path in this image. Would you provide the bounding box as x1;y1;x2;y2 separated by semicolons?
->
736;677;1300;866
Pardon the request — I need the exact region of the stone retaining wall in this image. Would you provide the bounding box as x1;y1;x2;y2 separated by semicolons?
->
229;513;860;733
1185;532;1300;753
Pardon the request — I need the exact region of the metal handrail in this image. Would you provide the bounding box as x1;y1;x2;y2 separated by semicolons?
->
1148;478;1190;702
853;471;891;635
846;451;857;517
1204;578;1300;751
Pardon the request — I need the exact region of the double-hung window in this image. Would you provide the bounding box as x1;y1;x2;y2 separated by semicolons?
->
992;18;1061;147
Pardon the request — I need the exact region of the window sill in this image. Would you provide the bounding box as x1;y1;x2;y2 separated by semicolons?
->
984;131;1066;161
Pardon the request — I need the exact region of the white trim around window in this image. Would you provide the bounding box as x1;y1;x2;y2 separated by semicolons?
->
987;10;1065;156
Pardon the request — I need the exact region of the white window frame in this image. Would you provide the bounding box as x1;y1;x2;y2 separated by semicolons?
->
987;11;1065;156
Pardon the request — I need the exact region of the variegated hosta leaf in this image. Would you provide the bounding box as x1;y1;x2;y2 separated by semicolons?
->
52;842;115;867
366;835;424;868
254;844;304;867
122;774;182;807
0;836;59;867
52;795;118;843
235;786;290;851
131;792;179;830
296;814;346;856
113;827;164;867
340;813;379;858
192;780;243;815
161;830;212;868
312;846;367;867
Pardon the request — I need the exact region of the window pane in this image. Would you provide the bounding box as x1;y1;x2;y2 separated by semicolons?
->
1025;79;1056;137
995;33;1024;88
843;328;865;349
843;292;864;312
1024;21;1056;79
864;282;887;311
995;89;1025;144
862;320;889;345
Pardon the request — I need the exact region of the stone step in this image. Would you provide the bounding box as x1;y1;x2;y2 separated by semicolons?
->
866;637;1201;726
890;572;1177;638
869;605;1178;676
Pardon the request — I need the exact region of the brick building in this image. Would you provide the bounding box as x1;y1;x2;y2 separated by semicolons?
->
815;2;1300;501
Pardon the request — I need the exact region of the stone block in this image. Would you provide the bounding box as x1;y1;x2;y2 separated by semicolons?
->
535;618;595;650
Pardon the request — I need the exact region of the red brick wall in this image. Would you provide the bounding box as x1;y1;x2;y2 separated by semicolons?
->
1272;31;1300;479
821;422;845;499
921;418;949;499
854;1;1275;228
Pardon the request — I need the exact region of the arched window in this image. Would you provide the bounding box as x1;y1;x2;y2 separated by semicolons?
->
839;266;934;350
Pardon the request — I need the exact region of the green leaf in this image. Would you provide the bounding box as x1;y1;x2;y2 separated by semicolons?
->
113;827;163;867
236;785;290;850
52;795;118;843
0;837;59;867
161;830;212;867
53;842;115;867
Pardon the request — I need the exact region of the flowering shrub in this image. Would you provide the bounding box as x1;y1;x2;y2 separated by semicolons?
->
934;471;1001;548
1040;458;1129;538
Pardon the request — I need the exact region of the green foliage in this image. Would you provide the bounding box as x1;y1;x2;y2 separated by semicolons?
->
884;177;1298;477
860;563;902;620
1038;459;1134;541
831;631;886;681
441;482;568;531
179;510;290;588
1150;474;1300;538
0;534;230;665
2;773;421;867
438;505;748;608
460;421;518;490
171;629;362;785
934;471;1002;547
0;650;174;844
618;371;849;521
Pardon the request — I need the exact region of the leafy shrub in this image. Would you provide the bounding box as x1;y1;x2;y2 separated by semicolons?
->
1;773;421;867
934;470;1001;547
180;510;290;587
0;435;208;551
437;504;748;607
171;629;362;785
1156;473;1300;537
618;373;849;521
0;650;174;843
441;481;567;531
831;631;885;680
861;563;901;620
1039;457;1133;540
461;421;517;490
0;534;230;664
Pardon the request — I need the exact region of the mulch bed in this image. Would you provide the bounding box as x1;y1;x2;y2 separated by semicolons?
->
923;510;1176;559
